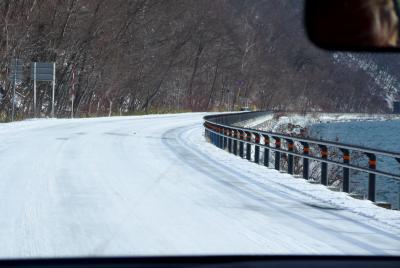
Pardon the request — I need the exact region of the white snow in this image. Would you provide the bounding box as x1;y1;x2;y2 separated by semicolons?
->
333;53;400;107
250;112;400;132
233;113;273;128
0;113;399;258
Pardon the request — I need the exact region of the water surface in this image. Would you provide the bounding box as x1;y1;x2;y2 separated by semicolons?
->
309;120;400;209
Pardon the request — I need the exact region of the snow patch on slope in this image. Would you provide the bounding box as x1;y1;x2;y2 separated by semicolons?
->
333;53;400;108
251;113;400;132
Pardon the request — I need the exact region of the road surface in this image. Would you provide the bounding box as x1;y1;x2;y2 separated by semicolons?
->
0;113;399;257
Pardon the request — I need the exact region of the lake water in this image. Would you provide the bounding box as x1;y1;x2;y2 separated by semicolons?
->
309;120;400;209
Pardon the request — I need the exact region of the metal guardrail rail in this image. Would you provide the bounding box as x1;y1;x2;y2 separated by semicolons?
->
203;112;400;205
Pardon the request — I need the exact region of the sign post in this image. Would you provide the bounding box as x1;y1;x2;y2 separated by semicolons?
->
52;62;55;118
71;93;74;119
12;68;15;121
70;65;76;119
31;62;56;118
33;62;37;117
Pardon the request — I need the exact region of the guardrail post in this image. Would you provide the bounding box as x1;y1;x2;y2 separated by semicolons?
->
263;134;270;167
211;126;216;145
220;127;224;149
319;145;328;186
224;128;229;149
221;128;225;150
233;130;238;155
340;149;350;193
254;133;260;164
217;127;220;148
286;139;294;175
246;131;252;161
215;127;219;147
228;129;232;153
301;142;309;180
274;137;281;171
366;153;376;202
214;127;219;147
239;131;244;158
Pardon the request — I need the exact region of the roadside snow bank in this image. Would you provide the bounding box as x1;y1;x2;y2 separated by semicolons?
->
193;126;400;235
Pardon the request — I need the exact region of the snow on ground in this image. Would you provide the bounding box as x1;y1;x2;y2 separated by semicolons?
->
250;113;400;132
0;113;399;258
232;113;273;129
193;129;400;230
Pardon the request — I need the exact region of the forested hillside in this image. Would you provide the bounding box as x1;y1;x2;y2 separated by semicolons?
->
0;0;399;121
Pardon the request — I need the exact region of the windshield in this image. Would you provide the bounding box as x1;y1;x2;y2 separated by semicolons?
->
0;0;399;258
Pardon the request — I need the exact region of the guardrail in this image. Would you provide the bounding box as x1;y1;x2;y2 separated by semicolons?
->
203;112;400;207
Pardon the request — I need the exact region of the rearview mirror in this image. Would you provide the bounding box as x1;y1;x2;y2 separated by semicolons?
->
305;0;400;51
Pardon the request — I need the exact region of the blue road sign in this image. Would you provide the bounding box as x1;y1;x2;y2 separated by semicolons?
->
31;62;55;81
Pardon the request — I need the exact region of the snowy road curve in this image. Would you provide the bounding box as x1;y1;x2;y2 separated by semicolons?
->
0;113;399;257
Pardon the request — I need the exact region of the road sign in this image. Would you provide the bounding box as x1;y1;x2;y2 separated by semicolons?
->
9;73;23;81
9;59;23;83
10;59;23;69
31;62;54;81
236;80;245;86
31;62;56;118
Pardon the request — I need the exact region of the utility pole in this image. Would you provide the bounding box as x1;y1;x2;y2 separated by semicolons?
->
71;66;76;119
33;62;37;117
11;61;16;121
51;62;56;118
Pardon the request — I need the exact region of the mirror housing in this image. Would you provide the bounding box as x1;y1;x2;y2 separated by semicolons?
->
305;0;400;51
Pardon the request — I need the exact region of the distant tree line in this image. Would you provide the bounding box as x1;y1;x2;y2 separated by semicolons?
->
0;0;396;121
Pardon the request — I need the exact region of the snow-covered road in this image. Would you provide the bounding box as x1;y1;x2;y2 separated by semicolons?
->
0;113;399;257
